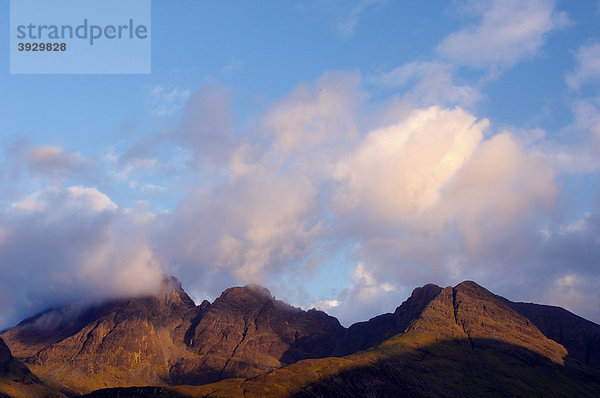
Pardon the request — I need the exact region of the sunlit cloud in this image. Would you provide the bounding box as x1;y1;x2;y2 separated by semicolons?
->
2;0;600;330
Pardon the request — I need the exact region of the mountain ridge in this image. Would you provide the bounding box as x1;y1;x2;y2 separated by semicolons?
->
1;277;600;397
1;277;345;395
81;279;600;398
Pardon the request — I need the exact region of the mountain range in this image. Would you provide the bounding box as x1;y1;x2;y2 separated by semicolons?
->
1;276;599;397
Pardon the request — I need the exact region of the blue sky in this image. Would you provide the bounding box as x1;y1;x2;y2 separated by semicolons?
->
1;0;600;328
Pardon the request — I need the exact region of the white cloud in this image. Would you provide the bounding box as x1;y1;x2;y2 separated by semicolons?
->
544;98;600;173
550;274;585;308
369;61;481;109
224;56;244;72
142;183;168;193
66;186;118;212
4;69;600;329
349;263;394;301
149;75;564;325
544;272;600;323
10;191;45;213
262;72;361;156
106;152;157;182
566;43;600;90
438;0;569;70
307;299;341;311
148;85;192;117
157;171;323;284
334;106;488;220
0;186;162;327
328;104;557;322
10;186;116;214
330;262;404;326
330;0;388;39
437;132;556;256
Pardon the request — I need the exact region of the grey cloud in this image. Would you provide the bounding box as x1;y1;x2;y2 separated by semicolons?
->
3;70;600;330
26;146;91;179
1;139;96;187
0;186;162;328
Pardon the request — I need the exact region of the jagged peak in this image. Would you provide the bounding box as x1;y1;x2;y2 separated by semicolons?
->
392;283;442;315
243;284;273;298
210;284;317;317
453;280;499;301
157;274;196;308
453;280;484;290
160;274;185;290
411;283;442;298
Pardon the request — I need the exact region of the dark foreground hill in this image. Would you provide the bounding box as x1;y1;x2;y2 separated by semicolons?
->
2;278;600;397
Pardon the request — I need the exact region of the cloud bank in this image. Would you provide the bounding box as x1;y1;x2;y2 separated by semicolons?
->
3;71;595;327
1;0;599;329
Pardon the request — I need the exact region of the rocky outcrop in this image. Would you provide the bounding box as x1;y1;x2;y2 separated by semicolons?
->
77;281;600;398
340;283;443;354
3;278;600;397
1;277;344;395
168;284;345;384
450;281;567;364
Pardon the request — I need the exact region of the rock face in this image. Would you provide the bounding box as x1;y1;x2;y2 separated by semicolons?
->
338;281;567;362
3;278;600;397
0;337;63;398
449;281;567;364
1;276;343;395
174;285;344;384
79;280;600;398
340;283;443;354
2;275;198;395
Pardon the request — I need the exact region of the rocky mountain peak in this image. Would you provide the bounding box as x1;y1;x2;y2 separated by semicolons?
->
394;283;443;316
453;279;495;297
216;284;273;303
2;279;599;397
399;280;569;365
159;274;185;292
157;275;196;309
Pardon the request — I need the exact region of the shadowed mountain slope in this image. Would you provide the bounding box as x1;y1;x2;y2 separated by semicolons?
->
0;337;64;398
506;300;600;369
